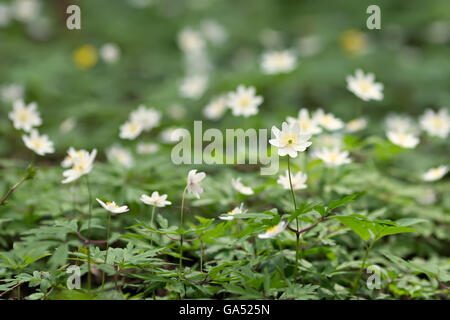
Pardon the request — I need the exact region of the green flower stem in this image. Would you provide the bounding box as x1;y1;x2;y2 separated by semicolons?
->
150;205;156;246
287;157;300;282
101;212;112;291
179;186;188;276
352;238;376;295
85;176;93;293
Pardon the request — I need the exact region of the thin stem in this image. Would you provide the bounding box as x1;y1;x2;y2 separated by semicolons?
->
179;186;188;276
352;238;376;295
150;205;156;246
101;212;111;291
287;157;300;282
0;166;33;206
85;176;93;293
287;157;297;210
200;240;204;273
277;240;286;281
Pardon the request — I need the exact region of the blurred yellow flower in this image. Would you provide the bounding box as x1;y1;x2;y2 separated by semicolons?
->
73;45;98;69
340;29;367;55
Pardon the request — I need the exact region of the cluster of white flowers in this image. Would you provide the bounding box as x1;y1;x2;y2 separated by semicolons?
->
61;148;97;184
260;50;297;74
119;105;161;140
313;147;352;167
419;108;450;139
346;69;384;101
106;145;134;168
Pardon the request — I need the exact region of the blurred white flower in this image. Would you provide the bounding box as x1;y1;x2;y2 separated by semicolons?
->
385;114;418;134
269;121;312;158
179;75;208;100
386;131;419;148
313;109;344;131
96;198;129;214
160;127;187;144
260;50;297;74
168;103;186;121
286;108;322;135
419;108;450;139
313;133;343;149
422;165;448;182
22;129;54;156
12;0;41;23
203;96;227;120
59;117;76;133
100;43;121;64
61;147;90;168
0;4;11;27
137;142;159;155
427;21;450;44
8;100;42;132
140;191;171;207
346;118;367;132
1;83;24;103
258;220;287;239
178;28;205;54
259;28;282;48
231;177;254;195
314;147;351;167
417;189;437;205
187;169;206;199
200;19;227;45
62;148;97;184
277;170;307;190
219;203;247;221
130;105;161;131
227;85;263;117
296;35;322;57
119;120;143;140
346;69;383;101
107;146;134;168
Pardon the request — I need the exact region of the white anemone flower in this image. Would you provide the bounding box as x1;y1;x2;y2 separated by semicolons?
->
59;117;76;133
386;131;419;148
277;170;307;190
187;169;206;199
227;85;263;117
269;121;312;158
313;109;344;131
106;146;134;168
9;100;42;132
178;28;205;54
119;120;143;140
260;50;297;74
100;43;120;64
96;198;129;214
419;108;450;139
200;19;227;45
286;108;322;135
385;114;417;134
314;147;352;167
140;191;171;207
22;129;54;156
129;105;161;131
61;148;97;184
231;177;254;195
1;83;24;103
179;75;208;100
219;203;247;221
422;166;448;182
258;220;287;239
61;147;91;168
203;96;228;120
346;118;367;132
346;69;384;101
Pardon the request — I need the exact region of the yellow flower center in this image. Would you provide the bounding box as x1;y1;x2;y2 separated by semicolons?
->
18;110;30;122
432;117;443;129
281;133;297;146
359;80;371;93
266;225;279;233
31;138;43;150
239;96;250;107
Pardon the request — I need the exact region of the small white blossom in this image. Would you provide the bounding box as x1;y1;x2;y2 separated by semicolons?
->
59;117;76;133
286;108;322;135
100;43;120;64
160;127;187;144
386;131;419;148
314;147;352;167
178;28;205;54
261;50;297;74
137;142;159;155
119;121;143;140
1;83;24;103
200;19;227;45
179;75;208;100
12;0;41;23
187;169;206;199
0;4;11;27
313;109;344;131
269;121;312;158
227;85;263;117
107;146;134;168
129;105;161;131
203;96;227;120
61;148;97;184
258;220;287;239
22;129;54;156
422;166;448;182
61;147;90;168
219;203;247;221
231;177;254;195
346;69;384;101
277;170;307;190
385;114;417;134
140;191;171;207
346;118;367;132
96;198;129;214
419;108;450;139
8;100;42;132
